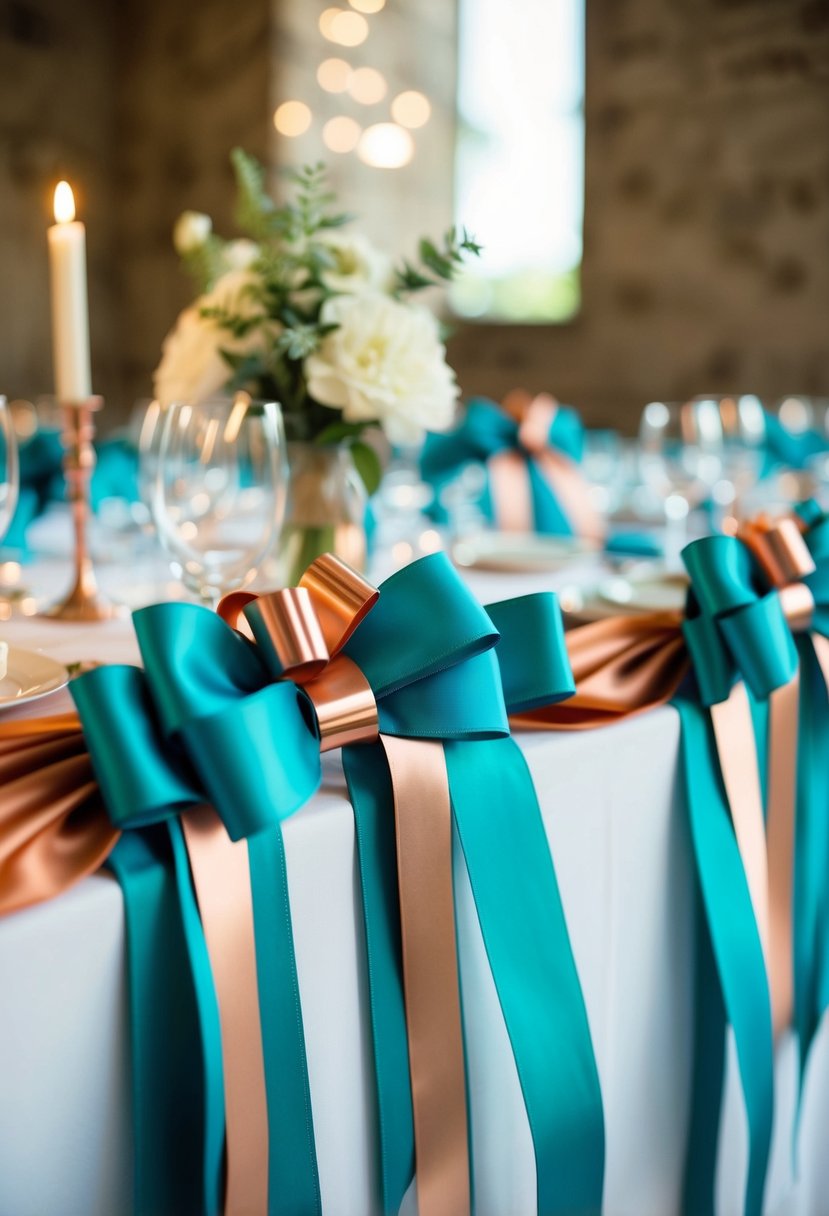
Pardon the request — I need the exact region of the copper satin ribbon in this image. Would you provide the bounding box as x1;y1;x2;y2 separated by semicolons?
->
381;736;471;1216
0;710;267;1212
182;810;268;1216
0;712;115;915
737;516;820;1035
220;556;472;1216
488;390;605;541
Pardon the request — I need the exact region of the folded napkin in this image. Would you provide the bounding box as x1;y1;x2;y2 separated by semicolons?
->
0;430;140;561
604;530;664;559
763;411;829;471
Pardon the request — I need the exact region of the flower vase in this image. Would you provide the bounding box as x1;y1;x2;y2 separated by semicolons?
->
277;443;368;586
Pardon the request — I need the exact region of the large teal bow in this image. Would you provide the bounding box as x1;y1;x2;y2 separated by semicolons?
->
420;395;586;534
73;553;605;1216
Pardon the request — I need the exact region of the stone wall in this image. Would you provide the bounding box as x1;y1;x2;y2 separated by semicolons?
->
449;0;829;429
1;0;828;429
0;0;120;408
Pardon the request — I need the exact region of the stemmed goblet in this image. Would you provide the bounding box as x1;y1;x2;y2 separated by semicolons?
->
153;394;288;608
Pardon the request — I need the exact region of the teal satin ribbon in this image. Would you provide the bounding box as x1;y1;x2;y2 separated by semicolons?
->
72;667;225;1216
420;396;585;535
677;534;787;1216
342;567;603;1214
74;554;605;1215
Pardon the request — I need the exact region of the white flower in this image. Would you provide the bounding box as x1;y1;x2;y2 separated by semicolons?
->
318;231;394;295
304;293;459;445
223;239;260;271
153;270;270;406
173;210;212;254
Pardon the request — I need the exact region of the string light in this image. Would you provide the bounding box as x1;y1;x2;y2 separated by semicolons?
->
391;90;431;129
273;100;312;136
357;123;414;169
323;115;362;153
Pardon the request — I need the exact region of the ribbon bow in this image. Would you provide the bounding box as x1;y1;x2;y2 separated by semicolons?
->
69;551;603;1216
420;392;604;539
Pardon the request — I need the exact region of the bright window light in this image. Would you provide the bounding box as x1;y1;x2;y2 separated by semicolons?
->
452;0;585;324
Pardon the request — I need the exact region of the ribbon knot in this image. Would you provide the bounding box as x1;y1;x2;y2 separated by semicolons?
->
738;516;816;634
218;555;381;752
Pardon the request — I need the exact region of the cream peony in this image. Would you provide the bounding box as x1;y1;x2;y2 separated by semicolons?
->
153;270;270;406
304;293;459;444
173;210;212;254
318;231;394;295
222;239;260;271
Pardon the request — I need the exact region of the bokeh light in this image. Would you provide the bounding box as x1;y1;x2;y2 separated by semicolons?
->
322;9;369;46
347;66;387;105
357;123;414;169
349;0;385;12
323;115;362;153
273;100;312;136
317;57;352;93
391;90;431;129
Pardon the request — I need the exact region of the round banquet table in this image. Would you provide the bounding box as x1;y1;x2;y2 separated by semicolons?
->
0;522;828;1216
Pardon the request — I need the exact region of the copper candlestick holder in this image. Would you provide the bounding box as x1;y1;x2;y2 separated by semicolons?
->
43;395;120;621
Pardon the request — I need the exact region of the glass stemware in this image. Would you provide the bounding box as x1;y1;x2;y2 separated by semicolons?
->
153;394;288;608
638;399;723;567
0;396;19;544
690;394;766;524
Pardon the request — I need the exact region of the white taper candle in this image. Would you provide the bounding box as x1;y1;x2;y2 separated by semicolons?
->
48;181;92;402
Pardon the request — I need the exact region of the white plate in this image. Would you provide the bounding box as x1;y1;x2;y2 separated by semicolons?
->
0;647;69;711
598;570;688;612
451;531;600;573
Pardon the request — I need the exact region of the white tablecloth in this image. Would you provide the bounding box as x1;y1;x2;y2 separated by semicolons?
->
1;561;829;1215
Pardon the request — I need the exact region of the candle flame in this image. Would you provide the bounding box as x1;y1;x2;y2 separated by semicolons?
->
54;181;76;224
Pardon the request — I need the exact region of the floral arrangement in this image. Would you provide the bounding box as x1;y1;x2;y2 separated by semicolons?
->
154;151;480;493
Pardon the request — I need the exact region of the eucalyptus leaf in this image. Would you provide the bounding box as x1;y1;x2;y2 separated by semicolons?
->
350;440;383;497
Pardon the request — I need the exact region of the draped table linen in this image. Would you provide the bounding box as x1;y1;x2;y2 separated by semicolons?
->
1;589;829;1215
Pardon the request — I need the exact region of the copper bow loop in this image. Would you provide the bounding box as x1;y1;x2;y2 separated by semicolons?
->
219;554;380;752
487;389;605;540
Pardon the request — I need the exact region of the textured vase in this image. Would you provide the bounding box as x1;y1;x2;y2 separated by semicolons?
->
277;442;368;585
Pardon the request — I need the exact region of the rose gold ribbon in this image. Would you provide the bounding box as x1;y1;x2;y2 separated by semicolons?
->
383;736;471;1216
488;390;605;540
738;515;818;1035
223;556;472;1214
182;809;269;1216
0;713;116;915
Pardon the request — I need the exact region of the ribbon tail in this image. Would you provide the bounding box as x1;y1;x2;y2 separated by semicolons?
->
488;450;535;532
381;735;471;1216
709;684;771;969
793;636;829;1098
181;808;270;1216
446;736;605;1216
342;743;415;1215
767;674;799;1039
108;827;219;1216
247;826;322;1216
675;698;773;1216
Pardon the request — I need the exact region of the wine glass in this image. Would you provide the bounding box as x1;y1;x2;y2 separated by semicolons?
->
690;394;765;524
0;396;19;544
153;394;288;607
638;400;723;567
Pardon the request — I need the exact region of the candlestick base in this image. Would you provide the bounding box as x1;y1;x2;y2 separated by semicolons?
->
39;394;124;623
